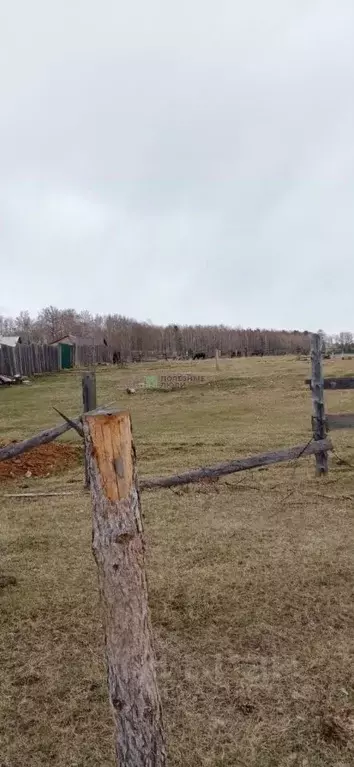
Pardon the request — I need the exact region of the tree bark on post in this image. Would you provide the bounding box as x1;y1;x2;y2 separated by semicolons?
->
311;333;328;475
82;409;166;767
82;372;97;487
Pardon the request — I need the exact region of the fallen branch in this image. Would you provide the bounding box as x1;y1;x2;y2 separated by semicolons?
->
0;405;113;463
139;438;333;490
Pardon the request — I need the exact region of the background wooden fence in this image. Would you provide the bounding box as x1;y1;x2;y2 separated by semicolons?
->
0;343;115;377
0;344;60;377
73;344;113;367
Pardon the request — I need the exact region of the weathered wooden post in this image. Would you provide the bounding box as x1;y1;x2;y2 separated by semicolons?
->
311;333;328;475
82;372;97;487
82;409;166;767
215;348;220;371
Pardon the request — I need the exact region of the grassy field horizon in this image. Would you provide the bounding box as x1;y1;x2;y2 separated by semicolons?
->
1;356;354;766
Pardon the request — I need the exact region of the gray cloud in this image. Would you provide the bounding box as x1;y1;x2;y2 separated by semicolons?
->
1;0;353;331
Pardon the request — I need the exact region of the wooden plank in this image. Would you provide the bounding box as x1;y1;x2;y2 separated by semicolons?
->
47;345;52;371
311;333;328;475
26;344;30;374
140;437;333;490
27;345;32;376
22;345;29;376
53;345;60;371
22;345;28;376
30;344;36;375
14;345;21;376
26;344;31;375
40;345;44;372
6;346;15;376
47;345;53;371
34;344;39;374
42;344;48;373
20;345;26;376
306;376;354;390
11;346;16;376
74;344;81;366
83;410;166;767
2;345;9;376
2;345;10;376
44;344;49;371
326;413;354;430
21;345;27;376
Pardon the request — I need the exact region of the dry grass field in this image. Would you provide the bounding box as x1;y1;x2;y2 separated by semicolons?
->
1;356;354;766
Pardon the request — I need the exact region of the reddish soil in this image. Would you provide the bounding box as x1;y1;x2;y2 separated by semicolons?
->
0;441;83;480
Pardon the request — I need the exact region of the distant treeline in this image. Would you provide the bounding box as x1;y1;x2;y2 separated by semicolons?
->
0;307;311;358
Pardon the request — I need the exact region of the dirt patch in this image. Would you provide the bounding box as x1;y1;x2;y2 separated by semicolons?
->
0;441;83;480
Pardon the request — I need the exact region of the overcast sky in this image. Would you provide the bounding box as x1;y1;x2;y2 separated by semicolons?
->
1;1;353;332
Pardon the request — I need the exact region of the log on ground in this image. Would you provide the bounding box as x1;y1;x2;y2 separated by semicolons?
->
139;438;333;491
0;419;76;463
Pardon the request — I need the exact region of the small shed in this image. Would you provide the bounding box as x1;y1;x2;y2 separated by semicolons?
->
0;336;22;347
50;335;108;369
49;335;80;369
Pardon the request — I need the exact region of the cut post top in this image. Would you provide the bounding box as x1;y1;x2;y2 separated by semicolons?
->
83;409;133;502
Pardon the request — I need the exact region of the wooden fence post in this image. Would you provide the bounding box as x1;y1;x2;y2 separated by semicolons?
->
215;348;220;371
82;372;97;487
311;333;328;475
82;409;166;767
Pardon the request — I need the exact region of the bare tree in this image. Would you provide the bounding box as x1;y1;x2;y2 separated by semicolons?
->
3;305;315;358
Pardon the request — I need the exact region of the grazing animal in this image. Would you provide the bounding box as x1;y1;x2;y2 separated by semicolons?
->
193;352;206;360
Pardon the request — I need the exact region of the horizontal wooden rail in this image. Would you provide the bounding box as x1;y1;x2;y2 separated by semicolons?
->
0;409;332;491
0;406;111;463
326;413;354;430
139;438;333;490
0;419;78;463
306;377;354;390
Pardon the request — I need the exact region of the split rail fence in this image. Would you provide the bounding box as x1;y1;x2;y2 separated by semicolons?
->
308;333;354;475
2;334;352;765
